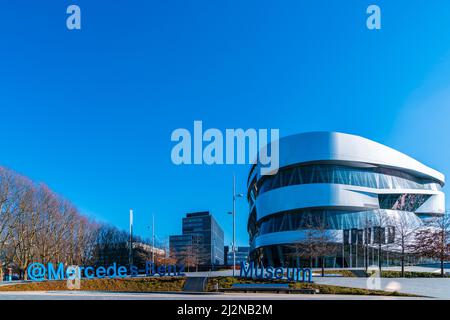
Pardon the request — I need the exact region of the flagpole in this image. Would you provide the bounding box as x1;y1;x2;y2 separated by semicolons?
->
129;209;133;267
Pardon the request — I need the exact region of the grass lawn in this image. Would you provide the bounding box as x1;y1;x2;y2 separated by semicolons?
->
318;269;448;278
370;270;449;278
0;277;186;292
321;270;356;277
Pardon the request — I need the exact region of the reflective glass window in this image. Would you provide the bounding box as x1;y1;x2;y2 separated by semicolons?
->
257;164;441;196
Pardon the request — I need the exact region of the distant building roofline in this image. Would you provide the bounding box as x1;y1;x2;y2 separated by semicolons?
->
186;211;210;217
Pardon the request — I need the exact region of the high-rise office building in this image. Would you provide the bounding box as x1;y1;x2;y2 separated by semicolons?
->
170;211;224;268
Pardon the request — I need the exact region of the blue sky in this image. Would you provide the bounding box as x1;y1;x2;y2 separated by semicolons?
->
1;0;450;247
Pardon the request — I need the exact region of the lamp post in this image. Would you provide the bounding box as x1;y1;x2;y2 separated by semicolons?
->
152;214;155;264
364;211;369;272
147;215;156;263
229;174;243;277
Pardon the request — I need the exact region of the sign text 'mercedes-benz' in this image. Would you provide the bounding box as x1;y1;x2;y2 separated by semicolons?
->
27;261;185;281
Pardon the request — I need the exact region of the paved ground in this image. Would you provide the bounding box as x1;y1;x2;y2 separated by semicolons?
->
314;277;450;299
0;266;448;299
0;291;427;300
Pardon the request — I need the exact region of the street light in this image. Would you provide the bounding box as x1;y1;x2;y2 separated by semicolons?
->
228;174;243;277
146;214;156;264
152;214;155;264
129;209;133;268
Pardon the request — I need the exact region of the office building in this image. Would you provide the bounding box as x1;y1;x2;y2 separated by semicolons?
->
170;211;224;268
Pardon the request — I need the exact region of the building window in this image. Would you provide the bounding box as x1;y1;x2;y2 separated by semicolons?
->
256;164;441;197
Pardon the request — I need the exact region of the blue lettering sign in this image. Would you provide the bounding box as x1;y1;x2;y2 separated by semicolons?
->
48;262;65;280
26;261;185;281
239;262;313;283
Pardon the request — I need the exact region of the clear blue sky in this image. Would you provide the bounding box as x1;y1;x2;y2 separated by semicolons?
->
1;0;450;247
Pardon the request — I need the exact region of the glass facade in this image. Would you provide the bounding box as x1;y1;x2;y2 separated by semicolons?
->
170;211;224;267
224;246;250;266
250;243;421;268
252;209;421;239
378;193;430;211
248;164;441;204
210;217;225;266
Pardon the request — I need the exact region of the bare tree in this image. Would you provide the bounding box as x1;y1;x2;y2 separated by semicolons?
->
92;224;129;267
390;213;418;277
360;211;374;272
72;217;99;265
157;254;177;265
172;236;206;272
371;210;391;274
155;238;174;265
290;228;319;269
289;213;338;276
410;213;450;277
0;165;170;280
0;168;30;280
11;181;38;279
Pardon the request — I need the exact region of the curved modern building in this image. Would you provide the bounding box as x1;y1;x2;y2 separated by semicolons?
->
247;132;445;268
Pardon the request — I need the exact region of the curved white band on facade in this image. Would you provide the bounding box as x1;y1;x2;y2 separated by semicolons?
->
255;183;445;221
251;132;445;186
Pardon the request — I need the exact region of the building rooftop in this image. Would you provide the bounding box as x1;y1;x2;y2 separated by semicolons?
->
186;211;210;218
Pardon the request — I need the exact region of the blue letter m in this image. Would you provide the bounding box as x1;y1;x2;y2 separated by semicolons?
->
47;263;65;280
240;262;254;278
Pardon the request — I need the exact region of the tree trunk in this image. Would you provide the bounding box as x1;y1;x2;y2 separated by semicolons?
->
321;257;325;277
441;258;445;278
378;243;382;274
401;248;404;278
364;244;368;272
